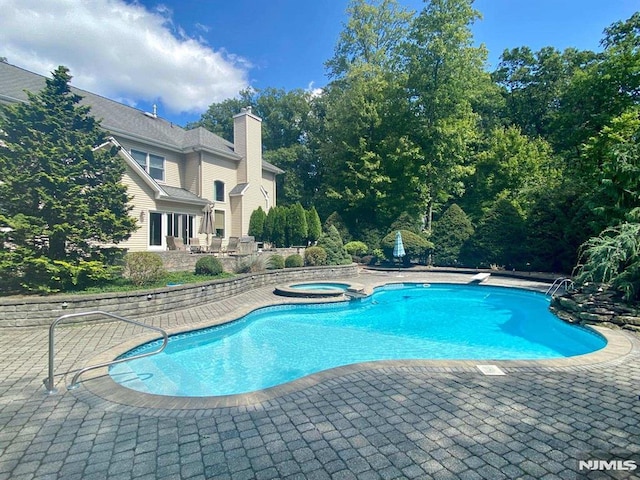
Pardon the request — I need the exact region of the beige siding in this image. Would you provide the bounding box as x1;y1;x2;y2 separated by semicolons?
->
183;151;200;195
201;152;238;238
262;171;277;209
115;138;182;188
119;164;159;252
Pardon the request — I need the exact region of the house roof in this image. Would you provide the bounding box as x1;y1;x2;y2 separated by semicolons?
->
0;62;280;172
161;186;210;205
229;183;250;196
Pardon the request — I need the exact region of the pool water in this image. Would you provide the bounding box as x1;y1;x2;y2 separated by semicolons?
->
110;284;606;397
290;282;349;291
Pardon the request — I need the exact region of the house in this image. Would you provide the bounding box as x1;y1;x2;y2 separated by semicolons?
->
0;62;283;252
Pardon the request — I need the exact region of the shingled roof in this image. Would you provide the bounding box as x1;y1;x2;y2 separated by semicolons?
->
0;62;282;174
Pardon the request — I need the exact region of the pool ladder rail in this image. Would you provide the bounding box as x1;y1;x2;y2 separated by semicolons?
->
44;310;168;395
545;277;574;297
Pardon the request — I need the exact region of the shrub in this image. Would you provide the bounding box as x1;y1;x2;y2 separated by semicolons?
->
380;230;433;266
361;254;375;265
324;211;351;242
194;256;223;276
460;199;526;269
344;241;368;256
574;222;640;302
234;255;265;274
306;207;322;243
318;225;352;265
285;254;304;268
125;252;166;286
266;254;285;270
431;204;474;266
248;207;267;241
304;246;327;266
286;203;308;246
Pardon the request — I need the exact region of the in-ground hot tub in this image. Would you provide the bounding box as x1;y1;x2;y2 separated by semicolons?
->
274;281;362;298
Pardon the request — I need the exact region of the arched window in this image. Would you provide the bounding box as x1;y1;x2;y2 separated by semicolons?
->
214;181;225;202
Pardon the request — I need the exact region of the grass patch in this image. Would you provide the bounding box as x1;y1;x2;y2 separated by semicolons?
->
75;271;235;295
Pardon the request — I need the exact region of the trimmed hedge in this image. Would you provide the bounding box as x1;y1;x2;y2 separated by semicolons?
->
194;256;223;276
285;254;304;268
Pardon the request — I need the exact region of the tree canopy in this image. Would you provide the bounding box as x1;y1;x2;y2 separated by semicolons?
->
0;66;137;292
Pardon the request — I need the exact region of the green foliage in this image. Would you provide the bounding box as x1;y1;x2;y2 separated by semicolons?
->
248;207;267;241
318;225;353;265
380;230;433;265
306;207;322;243
344;241;368;256
0;66;136;293
124;252;166;286
431;204;474;267
286;203;308;246
284;254;304;268
304;246;328;266
194;256;223;276
574;222;640;302
460;199;526;269
266;254;285;270
389;213;422;234
323;212;351;243
234;256;265;274
266;206;288;247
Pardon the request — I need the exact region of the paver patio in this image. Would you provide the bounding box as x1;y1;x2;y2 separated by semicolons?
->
1;271;639;479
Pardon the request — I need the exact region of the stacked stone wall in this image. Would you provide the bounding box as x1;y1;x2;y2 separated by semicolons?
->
0;264;356;327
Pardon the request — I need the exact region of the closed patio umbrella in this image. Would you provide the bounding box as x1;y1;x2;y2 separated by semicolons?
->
393;231;406;259
199;203;215;249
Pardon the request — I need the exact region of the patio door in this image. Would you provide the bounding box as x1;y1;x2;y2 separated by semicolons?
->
167;213;194;244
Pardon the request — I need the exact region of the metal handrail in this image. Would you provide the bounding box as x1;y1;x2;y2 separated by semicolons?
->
44;310;168;394
545;278;573;297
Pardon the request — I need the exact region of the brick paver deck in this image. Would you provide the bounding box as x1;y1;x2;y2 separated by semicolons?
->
1;271;639;479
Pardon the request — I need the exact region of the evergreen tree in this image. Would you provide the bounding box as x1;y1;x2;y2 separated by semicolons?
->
460;199;526;269
0;66;136;292
306;206;322;244
248;207;267;241
317;225;352;265
431;204;474;266
286;203;308;246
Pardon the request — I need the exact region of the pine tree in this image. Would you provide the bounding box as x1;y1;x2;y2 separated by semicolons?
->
0;66;137;292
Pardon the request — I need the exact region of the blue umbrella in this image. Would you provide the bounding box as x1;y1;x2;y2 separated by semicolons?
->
393;231;406;258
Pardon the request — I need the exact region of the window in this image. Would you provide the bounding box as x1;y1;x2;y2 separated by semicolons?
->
214;181;225;202
167;213;194;244
149;212;163;246
131;149;165;181
214;210;225;237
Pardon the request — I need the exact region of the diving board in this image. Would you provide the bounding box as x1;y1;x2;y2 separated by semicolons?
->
470;272;491;283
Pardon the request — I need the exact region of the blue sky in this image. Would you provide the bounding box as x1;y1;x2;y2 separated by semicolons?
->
1;0;638;127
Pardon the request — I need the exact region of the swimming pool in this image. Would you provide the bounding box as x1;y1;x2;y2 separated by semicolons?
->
110;284;606;397
290;282;350;291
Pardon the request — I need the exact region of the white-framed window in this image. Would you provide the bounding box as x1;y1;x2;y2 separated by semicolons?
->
214;180;225;202
131;149;165;181
214;210;225;237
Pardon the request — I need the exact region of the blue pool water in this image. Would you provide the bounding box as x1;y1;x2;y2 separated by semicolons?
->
290;282;349;291
110;284;606;397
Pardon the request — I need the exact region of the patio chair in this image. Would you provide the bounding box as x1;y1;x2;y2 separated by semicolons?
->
209;237;223;255
226;236;239;255
189;237;204;253
166;236;187;251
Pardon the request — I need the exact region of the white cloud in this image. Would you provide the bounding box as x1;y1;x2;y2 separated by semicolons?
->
0;0;250;114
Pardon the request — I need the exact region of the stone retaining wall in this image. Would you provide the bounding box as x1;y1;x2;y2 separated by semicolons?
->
550;286;640;331
157;249;307;273
0;264;357;327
